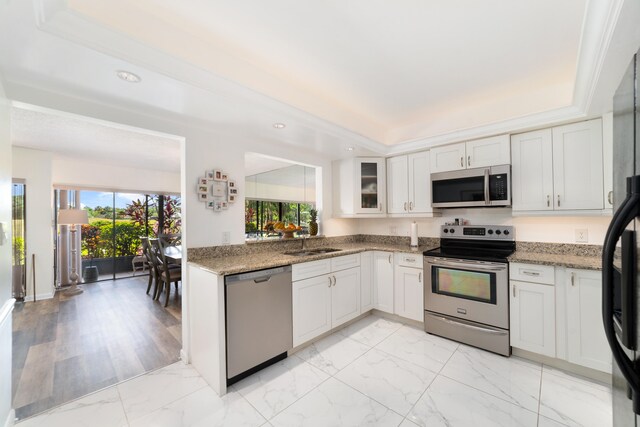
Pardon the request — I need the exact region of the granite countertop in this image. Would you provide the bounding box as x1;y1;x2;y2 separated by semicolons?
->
508;251;602;271
189;242;436;276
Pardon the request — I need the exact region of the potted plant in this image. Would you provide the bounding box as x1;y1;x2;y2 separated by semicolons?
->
81;224;100;283
309;209;318;236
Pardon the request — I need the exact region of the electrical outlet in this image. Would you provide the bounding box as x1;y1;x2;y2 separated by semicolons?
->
222;231;230;245
389;226;397;236
575;228;588;243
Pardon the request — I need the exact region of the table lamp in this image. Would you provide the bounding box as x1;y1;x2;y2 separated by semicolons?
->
58;209;89;295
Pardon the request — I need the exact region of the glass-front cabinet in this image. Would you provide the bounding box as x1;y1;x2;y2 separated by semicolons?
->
332;157;386;217
355;158;386;214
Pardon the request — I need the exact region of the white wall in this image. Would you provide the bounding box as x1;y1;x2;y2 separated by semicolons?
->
12;147;55;300
0;81;15;427
52;155;180;194
355;209;612;244
182;128;355;247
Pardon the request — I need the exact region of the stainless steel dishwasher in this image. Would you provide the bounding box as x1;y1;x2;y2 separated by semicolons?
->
225;265;292;384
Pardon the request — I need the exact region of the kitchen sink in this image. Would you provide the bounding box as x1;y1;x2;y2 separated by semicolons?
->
284;248;342;257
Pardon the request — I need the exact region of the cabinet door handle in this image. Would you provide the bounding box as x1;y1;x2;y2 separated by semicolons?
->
608;190;613;206
418;272;422;282
328;276;332;287
547;195;550;207
333;276;337;286
522;270;540;276
513;284;516;297
571;272;575;287
460;157;464;167
403;202;407;211
557;195;561;207
467;155;471;167
409;201;413;211
388;254;392;264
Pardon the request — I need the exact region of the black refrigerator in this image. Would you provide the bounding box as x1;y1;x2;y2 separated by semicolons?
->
604;47;640;427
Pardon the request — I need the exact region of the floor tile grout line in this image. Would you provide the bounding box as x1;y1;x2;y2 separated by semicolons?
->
121;381;210;423
114;382;131;427
537;363;544;427
261;315;408;422
400;339;458;424
330;374;406;420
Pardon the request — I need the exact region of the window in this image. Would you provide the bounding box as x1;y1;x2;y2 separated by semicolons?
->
245;199;314;239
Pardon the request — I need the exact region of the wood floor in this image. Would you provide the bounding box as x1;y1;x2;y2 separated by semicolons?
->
12;276;182;421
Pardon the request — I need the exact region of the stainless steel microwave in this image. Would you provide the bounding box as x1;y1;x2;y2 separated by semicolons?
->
431;164;511;208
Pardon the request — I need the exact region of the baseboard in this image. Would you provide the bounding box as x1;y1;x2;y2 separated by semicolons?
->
23;292;54;302
2;409;15;427
512;348;612;385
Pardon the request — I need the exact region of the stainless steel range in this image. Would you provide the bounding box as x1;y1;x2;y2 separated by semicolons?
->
423;225;515;356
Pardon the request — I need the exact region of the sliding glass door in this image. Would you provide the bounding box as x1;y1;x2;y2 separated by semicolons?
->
12;181;26;299
55;189;181;283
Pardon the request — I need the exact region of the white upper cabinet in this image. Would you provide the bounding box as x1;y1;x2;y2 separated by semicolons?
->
408;151;432;213
387;155;410;214
333;157;386;217
387;151;434;216
430;142;466;173
430;135;510;173
466;135;511;169
512;118;604;213
511;129;554;211
552;120;603;210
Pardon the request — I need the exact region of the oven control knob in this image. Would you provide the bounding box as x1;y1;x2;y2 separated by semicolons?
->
487;229;494;235
443;228;449;233
495;230;502;235
503;230;510;236
449;228;455;234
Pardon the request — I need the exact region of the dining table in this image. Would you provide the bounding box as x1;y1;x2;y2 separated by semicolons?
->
163;245;182;264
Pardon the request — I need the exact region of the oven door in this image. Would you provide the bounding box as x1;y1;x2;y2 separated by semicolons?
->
424;256;509;329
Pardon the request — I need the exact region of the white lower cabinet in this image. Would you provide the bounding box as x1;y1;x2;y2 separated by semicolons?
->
292;255;361;347
509;263;611;374
360;251;374;312
331;267;361;327
565;269;612;373
373;251;394;313
394;265;423;322
292;274;332;347
510;280;556;357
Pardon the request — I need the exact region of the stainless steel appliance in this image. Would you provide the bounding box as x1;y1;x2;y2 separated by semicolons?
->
604;47;640;426
431;164;511;208
225;265;293;385
423;225;515;356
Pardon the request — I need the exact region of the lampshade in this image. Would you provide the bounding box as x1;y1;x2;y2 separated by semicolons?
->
58;209;89;225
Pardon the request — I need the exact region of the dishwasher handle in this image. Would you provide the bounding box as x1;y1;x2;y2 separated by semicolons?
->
225;265;292;284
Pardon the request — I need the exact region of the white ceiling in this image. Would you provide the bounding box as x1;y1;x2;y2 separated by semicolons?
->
11;105;182;172
0;0;638;162
244;153;305;177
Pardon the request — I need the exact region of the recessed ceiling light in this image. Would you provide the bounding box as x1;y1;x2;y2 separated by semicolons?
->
116;70;141;83
273;123;286;129
346;146;354;151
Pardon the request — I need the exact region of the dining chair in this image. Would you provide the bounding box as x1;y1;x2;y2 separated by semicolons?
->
155;238;182;307
140;237;157;296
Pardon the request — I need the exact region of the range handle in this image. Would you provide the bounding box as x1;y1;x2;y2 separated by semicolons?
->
602;175;640;413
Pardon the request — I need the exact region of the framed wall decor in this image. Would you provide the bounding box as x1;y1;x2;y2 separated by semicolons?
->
197;168;238;212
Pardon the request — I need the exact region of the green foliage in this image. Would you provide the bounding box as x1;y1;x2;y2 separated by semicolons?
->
12;236;24;265
81;221;146;258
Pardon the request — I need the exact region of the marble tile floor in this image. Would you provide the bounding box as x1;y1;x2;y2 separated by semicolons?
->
17;314;612;427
